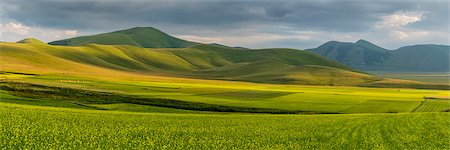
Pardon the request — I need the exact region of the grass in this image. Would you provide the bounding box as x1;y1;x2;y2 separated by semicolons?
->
308;41;450;72
1;72;448;114
0;81;327;114
1;102;449;149
48;27;198;48
369;71;450;85
3;39;437;87
2;36;450;148
414;99;450;112
89;103;217;114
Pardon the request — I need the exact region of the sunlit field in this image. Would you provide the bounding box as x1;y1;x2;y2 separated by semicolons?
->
0;10;449;149
2;103;449;149
370;71;450;85
2;72;449;114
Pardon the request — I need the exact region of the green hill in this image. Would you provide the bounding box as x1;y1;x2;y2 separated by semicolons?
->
306;40;390;71
17;38;46;45
307;40;450;72
48;27;199;48
384;45;450;72
3;27;437;87
354;39;387;52
1;37;386;86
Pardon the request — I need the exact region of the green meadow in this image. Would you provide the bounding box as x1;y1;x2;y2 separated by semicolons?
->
370;71;450;85
2;72;448;114
1;61;449;148
1;33;449;149
1;103;449;149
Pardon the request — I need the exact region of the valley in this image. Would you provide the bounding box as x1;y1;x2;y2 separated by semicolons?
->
1;27;449;149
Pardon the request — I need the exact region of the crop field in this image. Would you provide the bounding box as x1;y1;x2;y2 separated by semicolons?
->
1;73;449;114
369;71;450;85
1;102;449;149
414;99;450;112
1;6;449;149
1;67;449;149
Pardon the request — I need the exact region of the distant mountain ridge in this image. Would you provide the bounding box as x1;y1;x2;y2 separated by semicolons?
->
48;27;199;48
307;40;449;72
2;38;385;86
3;27;445;88
47;26;448;72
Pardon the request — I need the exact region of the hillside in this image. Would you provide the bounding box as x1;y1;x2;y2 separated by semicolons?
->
48;27;199;48
4;27;441;87
384;45;450;71
17;38;47;45
0;38;392;86
307;40;449;72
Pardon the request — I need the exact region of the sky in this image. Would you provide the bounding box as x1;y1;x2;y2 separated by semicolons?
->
0;0;448;50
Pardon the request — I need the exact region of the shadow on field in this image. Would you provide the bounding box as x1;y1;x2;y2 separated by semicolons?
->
0;81;337;114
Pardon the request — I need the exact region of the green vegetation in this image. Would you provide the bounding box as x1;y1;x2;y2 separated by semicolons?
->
16;38;47;45
308;40;450;72
306;40;390;71
414;99;450;112
48;27;199;48
370;71;450;85
3;38;444;88
1;81;325;114
1;102;449;149
1;73;448;114
2;27;449;149
386;45;450;72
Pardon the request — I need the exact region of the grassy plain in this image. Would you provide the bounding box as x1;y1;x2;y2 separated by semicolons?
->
1;40;449;149
1;102;449;149
2;40;428;87
1;72;449;113
370;71;450;85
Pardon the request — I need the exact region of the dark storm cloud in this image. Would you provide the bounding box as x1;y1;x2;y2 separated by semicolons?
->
2;0;445;32
1;0;448;49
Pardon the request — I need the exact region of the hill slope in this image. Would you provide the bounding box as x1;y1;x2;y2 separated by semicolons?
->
306;40;390;71
48;27;199;48
384;45;450;71
307;40;450;72
1;38;386;86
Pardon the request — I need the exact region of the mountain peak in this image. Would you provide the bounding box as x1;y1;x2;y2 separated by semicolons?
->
355;39;380;48
129;26;155;30
48;27;199;48
315;41;354;49
354;39;387;52
355;39;370;44
113;27;160;33
17;38;46;45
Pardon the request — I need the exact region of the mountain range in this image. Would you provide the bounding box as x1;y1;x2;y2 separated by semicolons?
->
307;40;449;72
1;27;447;88
50;27;449;72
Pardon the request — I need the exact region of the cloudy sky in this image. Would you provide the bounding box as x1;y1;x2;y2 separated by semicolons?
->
0;0;448;49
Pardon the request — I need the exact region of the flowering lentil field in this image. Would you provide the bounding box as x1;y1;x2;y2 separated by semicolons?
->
1;102;449;149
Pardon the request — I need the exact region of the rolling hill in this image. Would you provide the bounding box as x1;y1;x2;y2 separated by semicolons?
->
2;38;382;86
48;27;199;48
307;40;450;72
384;45;450;72
3;27;443;88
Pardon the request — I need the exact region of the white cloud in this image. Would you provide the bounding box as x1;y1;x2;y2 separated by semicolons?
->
63;30;78;37
373;11;429;40
0;22;78;42
376;11;425;28
390;30;429;40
